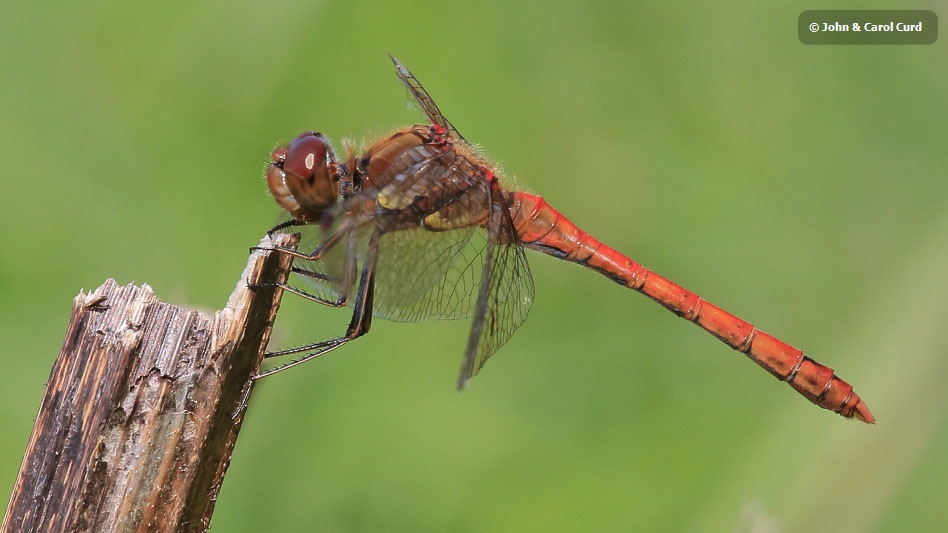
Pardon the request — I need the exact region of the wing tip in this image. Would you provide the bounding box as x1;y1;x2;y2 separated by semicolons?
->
388;53;409;77
456;367;472;391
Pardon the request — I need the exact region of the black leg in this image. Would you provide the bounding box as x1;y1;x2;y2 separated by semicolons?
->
254;227;381;371
267;218;305;236
250;220;360;308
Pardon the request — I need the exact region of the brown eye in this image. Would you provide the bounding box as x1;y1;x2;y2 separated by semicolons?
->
284;132;328;181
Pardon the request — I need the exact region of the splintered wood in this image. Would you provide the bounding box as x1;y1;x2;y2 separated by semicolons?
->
2;233;298;533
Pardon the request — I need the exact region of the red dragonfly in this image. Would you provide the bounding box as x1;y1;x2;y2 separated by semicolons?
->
258;55;874;423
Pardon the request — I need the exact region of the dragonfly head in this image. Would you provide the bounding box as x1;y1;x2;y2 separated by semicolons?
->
267;131;341;222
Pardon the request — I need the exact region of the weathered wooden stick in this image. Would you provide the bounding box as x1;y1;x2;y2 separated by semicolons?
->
2;233;298;533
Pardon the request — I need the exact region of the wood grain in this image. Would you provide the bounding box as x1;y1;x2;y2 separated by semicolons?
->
2;233;298;533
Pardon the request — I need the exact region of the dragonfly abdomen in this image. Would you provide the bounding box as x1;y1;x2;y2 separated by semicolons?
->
507;191;874;423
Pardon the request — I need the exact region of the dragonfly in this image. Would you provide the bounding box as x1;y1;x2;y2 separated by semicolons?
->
257;55;874;424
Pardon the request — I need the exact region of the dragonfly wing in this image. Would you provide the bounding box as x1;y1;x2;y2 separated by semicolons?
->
388;54;464;140
376;145;455;211
366;151;497;322
457;182;535;388
372;225;479;322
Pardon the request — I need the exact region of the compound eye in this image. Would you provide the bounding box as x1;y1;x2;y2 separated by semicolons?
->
284;132;329;181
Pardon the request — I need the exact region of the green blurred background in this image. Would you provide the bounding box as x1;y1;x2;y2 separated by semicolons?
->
2;1;946;531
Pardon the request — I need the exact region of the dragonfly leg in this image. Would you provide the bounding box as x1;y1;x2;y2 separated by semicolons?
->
254;227;381;372
244;220;306;254
251;217;354;259
250;222;361;307
249;231;343;260
254;278;350;308
267;218;305;236
251;261;354;308
248;264;348;307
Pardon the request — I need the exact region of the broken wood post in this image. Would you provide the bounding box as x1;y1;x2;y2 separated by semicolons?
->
2;233;299;533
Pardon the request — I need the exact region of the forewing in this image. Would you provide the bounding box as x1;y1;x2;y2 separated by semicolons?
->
389;54;464;140
373;165;491;321
348;145;493;323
